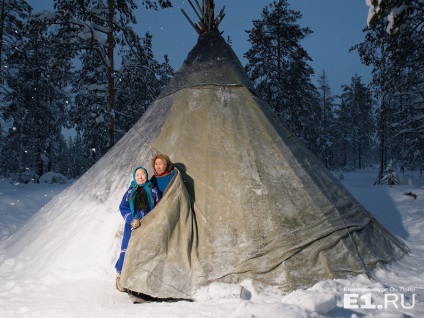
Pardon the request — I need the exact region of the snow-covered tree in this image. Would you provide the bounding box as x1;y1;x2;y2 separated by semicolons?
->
380;159;398;185
70;50;109;169
1;15;70;177
355;0;423;176
389;91;424;173
36;0;173;150
0;1;31;173
156;54;174;91
0;0;31;85
115;32;173;140
385;6;424;172
352;16;390;179
365;0;422;34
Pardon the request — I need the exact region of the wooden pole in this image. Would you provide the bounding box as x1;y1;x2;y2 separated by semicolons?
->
181;0;224;34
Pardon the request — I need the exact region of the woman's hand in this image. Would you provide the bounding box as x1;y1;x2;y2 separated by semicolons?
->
131;218;141;230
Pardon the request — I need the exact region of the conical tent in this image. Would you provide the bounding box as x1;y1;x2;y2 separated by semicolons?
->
119;30;408;299
0;3;407;304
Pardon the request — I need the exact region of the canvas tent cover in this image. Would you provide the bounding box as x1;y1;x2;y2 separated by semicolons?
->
119;32;407;299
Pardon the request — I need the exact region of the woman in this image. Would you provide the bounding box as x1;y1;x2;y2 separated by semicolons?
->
115;166;161;291
150;153;176;196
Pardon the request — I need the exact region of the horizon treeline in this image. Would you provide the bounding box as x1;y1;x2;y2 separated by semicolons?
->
1;0;423;183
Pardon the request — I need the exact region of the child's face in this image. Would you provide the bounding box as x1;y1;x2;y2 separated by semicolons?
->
154;158;166;175
135;169;146;184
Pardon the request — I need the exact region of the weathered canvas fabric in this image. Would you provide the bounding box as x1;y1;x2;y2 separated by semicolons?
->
120;170;206;299
119;31;407;298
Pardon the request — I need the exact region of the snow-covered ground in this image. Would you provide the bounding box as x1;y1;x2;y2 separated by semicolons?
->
0;168;423;317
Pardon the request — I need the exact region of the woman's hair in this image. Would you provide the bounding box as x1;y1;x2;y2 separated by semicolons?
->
134;186;149;211
151;153;173;174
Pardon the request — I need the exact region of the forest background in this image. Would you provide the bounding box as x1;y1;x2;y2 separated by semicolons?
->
0;0;422;184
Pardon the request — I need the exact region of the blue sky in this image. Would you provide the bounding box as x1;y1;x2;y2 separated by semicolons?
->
135;0;373;96
28;0;372;96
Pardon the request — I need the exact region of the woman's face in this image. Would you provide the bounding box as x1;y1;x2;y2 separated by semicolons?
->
135;168;146;184
154;158;166;175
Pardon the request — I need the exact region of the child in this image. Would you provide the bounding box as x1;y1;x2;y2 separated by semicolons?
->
115;166;161;291
150;153;176;196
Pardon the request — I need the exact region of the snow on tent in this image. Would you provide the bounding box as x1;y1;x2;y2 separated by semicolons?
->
0;0;407;302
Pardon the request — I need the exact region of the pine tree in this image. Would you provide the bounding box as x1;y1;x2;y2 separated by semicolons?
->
0;0;31;176
157;54;174;91
353;0;423;176
115;32;173;140
244;0;320;151
38;0;173;150
380;159;398;185
353;13;391;179
316;70;336;168
366;0;422;34
0;122;3;176
0;0;31;83
70;50;109;169
385;3;424;172
391;93;424;172
2;16;70;177
336;75;375;170
67;133;88;179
